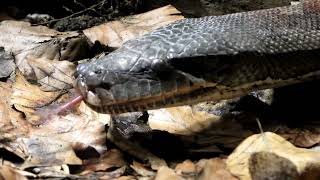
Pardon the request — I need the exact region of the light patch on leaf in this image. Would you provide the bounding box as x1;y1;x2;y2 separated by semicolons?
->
148;106;221;135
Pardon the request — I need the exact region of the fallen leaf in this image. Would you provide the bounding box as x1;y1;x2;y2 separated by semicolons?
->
0;72;108;167
21;109;107;167
82;149;127;173
25;165;81;179
154;166;184;180
83;5;184;48
0;20;89;90
196;158;238;180
175;160;197;177
226;132;320;180
98;166;127;180
277;127;320;148
77;100;111;125
112;176;136;180
27;57;75;91
21;136;82;166
10;71;61;125
148;106;221;135
0;165;28;180
0;81;30;159
0;20;61;54
130;161;155;177
148;104;253;151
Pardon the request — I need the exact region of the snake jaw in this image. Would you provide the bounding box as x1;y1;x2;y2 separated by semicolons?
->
76;75;101;106
76;78;88;97
87;91;101;106
76;71;119;107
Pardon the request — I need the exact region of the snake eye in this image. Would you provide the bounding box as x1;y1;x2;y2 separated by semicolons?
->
94;69;102;74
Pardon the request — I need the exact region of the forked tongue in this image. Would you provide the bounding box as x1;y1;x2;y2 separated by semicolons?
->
53;95;83;115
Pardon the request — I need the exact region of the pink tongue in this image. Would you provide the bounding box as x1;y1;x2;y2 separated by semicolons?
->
54;95;83;115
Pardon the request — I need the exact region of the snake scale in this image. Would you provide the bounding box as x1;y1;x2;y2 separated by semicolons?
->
75;0;320;114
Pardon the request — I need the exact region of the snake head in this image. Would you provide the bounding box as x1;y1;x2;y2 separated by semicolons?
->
74;48;212;114
75;62;111;107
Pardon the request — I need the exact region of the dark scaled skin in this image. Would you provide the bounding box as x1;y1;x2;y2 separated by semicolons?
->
75;0;320;114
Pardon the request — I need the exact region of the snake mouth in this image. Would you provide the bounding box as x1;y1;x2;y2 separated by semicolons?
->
76;70;320;115
76;76;103;106
76;75;216;114
84;86;219;114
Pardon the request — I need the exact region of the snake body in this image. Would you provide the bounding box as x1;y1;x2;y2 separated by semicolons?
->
75;0;320;114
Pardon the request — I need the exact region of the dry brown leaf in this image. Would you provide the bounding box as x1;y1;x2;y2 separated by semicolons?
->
154;166;184;180
196;158;238;180
82;149;127;173
98;166;127;180
20;136;83;167
0;165;28;180
0;20;88;90
130;161;155;177
226;132;320;180
78;101;111;126
277;128;320;148
0;72;108;167
112;176;136;180
0;81;30;159
83;5;184;48
148;106;220;135
21;109;107;167
27;57;75;91
17;89;107;167
148;105;252;152
175;160;197;177
0;21;60;53
10;71;61;124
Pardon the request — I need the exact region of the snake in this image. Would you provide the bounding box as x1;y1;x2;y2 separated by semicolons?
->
75;0;320;114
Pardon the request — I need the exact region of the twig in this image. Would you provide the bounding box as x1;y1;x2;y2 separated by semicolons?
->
40;0;107;25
